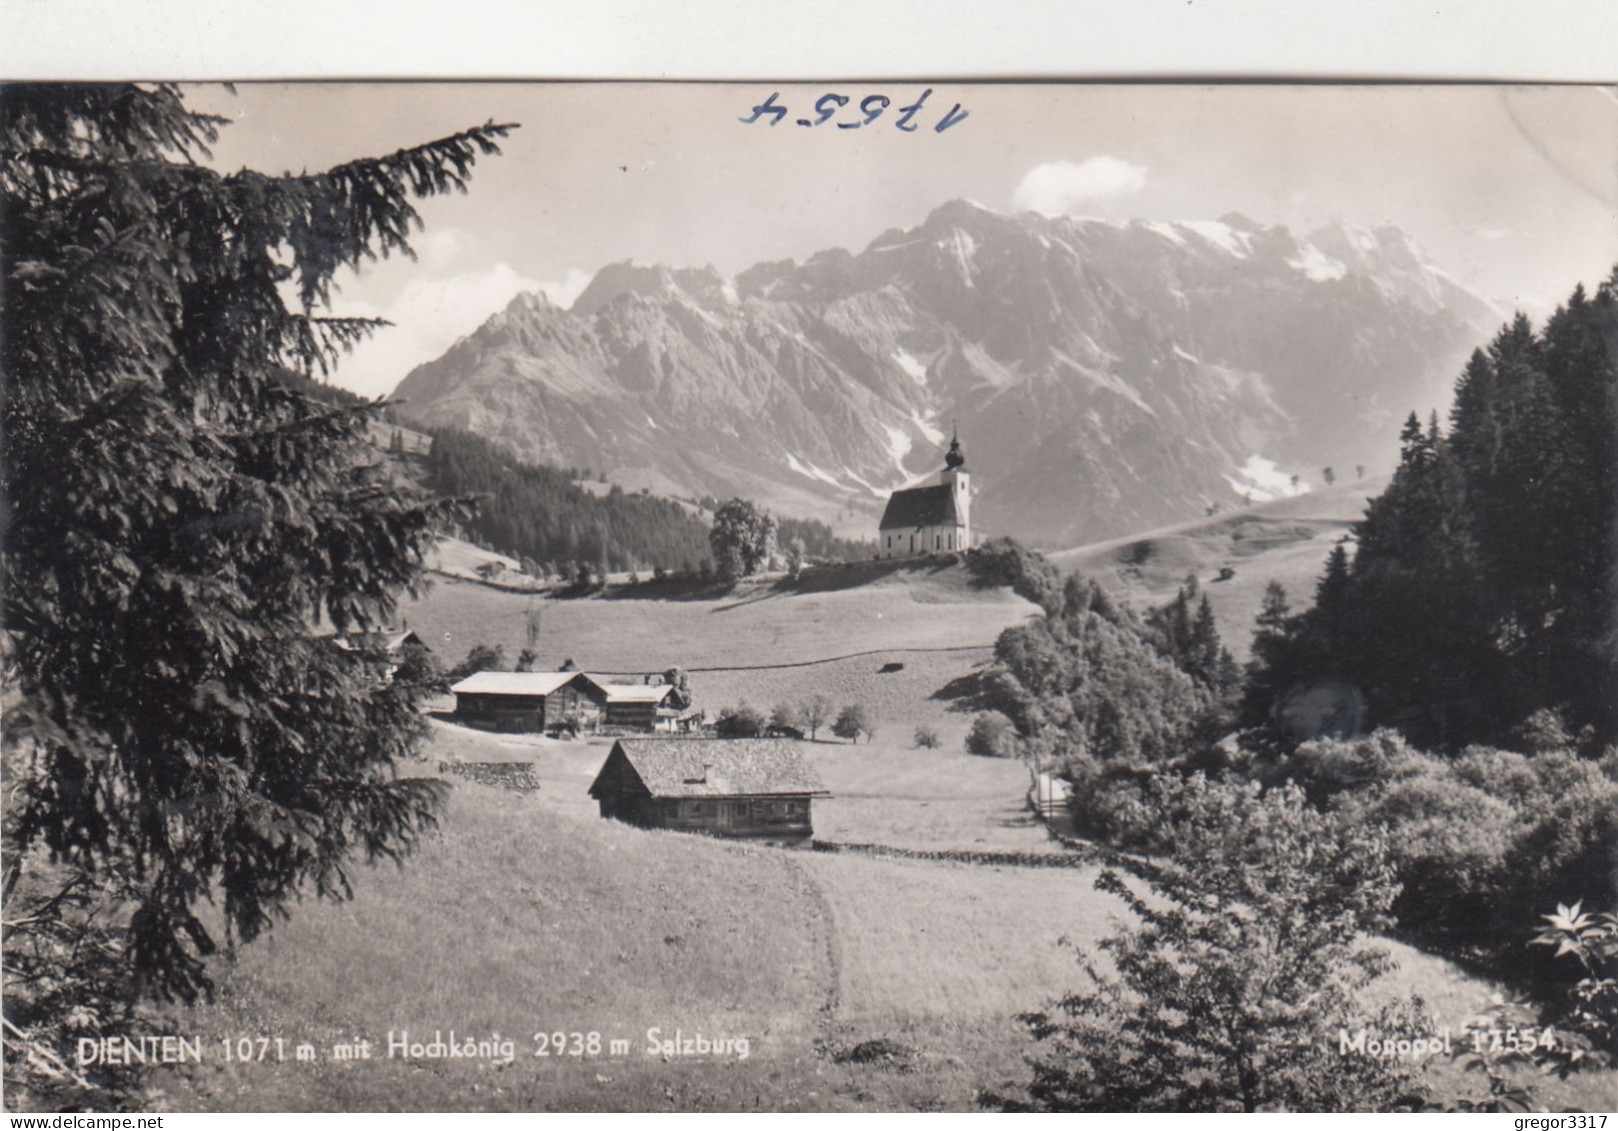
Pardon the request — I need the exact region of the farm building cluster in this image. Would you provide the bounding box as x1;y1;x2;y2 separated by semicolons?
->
445;669;831;844
449;668;701;736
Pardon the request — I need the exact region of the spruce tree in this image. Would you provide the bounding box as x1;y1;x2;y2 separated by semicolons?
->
1;84;516;1002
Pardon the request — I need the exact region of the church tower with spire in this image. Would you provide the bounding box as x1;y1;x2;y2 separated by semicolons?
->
939;425;971;542
877;425;973;558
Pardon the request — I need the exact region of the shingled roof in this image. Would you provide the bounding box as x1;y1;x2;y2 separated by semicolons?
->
879;483;961;531
589;738;829;799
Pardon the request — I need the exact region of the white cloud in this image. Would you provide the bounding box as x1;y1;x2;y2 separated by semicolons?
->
534;267;593;310
331;261;549;397
1012;157;1148;217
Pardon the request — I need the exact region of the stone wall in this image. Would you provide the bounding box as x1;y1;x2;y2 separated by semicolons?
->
439;761;541;793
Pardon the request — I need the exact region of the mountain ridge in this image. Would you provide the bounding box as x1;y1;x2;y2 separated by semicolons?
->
392;200;1499;549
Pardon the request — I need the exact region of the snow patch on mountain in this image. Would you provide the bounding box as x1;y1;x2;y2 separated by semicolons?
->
1173;344;1201;365
785;452;843;487
940;229;978;287
1053;349;1157;416
1142;221;1190;250
882;423;914;474
1226;454;1311;502
1286;243;1348;283
1182;220;1253;258
894;349;929;386
912;411;946;446
842;469;890;500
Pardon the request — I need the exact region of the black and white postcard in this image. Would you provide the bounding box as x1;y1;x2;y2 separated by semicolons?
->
3;75;1615;1116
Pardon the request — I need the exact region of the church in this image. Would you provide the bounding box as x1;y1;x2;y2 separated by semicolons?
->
878;430;972;558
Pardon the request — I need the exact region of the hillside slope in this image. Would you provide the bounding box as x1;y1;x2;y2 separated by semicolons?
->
154;756;1603;1112
1049;474;1389;660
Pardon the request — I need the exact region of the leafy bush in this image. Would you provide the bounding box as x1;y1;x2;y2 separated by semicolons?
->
1533;902;1618;1057
448;642;508;681
965;712;1017;758
801;695;832;741
913;726;940;749
832;704;872;743
715;703;766;738
965;537;1062;611
987;776;1419;1112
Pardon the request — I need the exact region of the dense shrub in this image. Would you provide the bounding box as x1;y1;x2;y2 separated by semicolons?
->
965;712;1017;759
715;703;766;738
989;776;1418;1112
833;704;873;743
1274;732;1618;963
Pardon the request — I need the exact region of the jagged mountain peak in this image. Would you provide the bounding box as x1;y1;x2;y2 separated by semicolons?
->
393;200;1496;549
571;260;737;318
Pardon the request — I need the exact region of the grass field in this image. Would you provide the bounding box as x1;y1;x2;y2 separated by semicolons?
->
1049;476;1390;660
141;519;1618;1113
148;719;1616;1113
401;557;1036;674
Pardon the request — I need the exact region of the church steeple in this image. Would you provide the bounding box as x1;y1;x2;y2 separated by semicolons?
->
944;422;965;471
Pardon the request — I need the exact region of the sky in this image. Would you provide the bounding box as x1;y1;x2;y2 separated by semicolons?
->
186;83;1618;398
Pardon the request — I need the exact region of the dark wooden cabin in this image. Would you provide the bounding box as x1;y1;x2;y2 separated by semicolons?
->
588;738;829;844
449;670;603;733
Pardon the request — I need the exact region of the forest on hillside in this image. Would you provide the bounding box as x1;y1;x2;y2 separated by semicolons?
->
973;270;1618;1112
270;378;876;574
422;429;873;575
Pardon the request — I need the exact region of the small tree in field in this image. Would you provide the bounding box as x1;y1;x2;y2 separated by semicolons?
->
769;702;803;733
716;703;766;738
450;642;508;680
833;703;872;743
802;695;832;740
965;712;1018;758
785;536;807;581
986;776;1419;1113
914;726;940;749
709;498;776;583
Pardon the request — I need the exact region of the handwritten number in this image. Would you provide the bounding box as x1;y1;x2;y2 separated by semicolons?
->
740;92;786;126
812;93;849;127
840;94;890;130
934;103;969;133
742;89;964;133
894;88;932;132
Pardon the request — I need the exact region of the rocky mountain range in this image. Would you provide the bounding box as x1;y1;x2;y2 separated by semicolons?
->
391;200;1502;548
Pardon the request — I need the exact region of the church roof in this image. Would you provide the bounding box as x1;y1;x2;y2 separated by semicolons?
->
879;483;961;530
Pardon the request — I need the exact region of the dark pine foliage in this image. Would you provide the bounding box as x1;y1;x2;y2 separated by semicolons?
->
1246;272;1618;752
424;427;713;575
419;430;872;576
1;84;514;1006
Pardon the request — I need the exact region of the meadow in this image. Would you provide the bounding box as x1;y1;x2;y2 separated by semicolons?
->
149;529;1616;1112
1050;475;1390;660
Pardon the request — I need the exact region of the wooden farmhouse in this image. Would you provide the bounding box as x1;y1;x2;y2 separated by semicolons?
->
450;670;698;735
587;679;698;732
588;738;829;844
449;670;602;733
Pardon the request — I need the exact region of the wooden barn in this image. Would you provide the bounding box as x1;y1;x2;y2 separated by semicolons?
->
449;670;603;733
579;675;695;733
588;738;829;844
